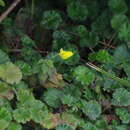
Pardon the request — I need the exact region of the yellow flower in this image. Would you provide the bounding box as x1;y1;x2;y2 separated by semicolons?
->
58;48;73;60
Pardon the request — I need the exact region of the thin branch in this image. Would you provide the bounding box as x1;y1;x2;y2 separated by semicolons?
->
99;41;115;49
86;62;130;88
0;0;21;23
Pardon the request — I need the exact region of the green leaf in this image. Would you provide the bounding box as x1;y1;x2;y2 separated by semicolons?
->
43;88;62;108
113;45;130;65
79;32;99;48
29;100;47;123
89;50;113;64
30;108;46;123
82;122;99;130
36;59;56;85
13;108;31;124
83;88;95;100
73;65;95;85
0;0;5;7
108;0;128;14
0;49;10;64
82;100;101;120
40;113;61;129
0;107;12;121
52;39;69;51
111;14;128;30
15;61;32;76
41;10;62;30
21;35;36;47
14;81;28;90
61;94;77;107
115;125;128;130
123;63;130;78
61;113;80;129
0;107;11;129
63;85;81;99
116;108;130;124
21;47;41;63
72;25;88;38
0;119;10;130
118;23;130;41
0;81;14;100
56;124;72;130
95;119;108;129
7;122;22;130
53;30;71;42
91;9;111;38
16;89;34;105
112;88;130;106
0;62;22;84
67;1;88;21
87;0;99;20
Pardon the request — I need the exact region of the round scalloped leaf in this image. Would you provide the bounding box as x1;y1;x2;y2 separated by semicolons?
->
72;25;88;38
43;88;62;108
82;122;98;130
61;113;80;129
116;108;130;124
91;10;111;38
53;30;71;42
16;89;34;104
118;23;130;41
14;82;28;90
79;32;99;48
30;100;47;123
73;65;95;85
113;45;130;65
41;10;62;30
111;14;128;30
15;61;32;76
0;98;12;112
21;35;36;47
0;119;10;130
0;49;10;64
82;100;101;120
40;113;61;129
0;107;12;121
0;62;22;84
56;124;72;130
67;1;88;21
112;88;130;106
30;109;46;123
35;59;55;84
7;122;22;130
89;50;113;64
13;108;31;124
108;0;128;14
61;94;77;107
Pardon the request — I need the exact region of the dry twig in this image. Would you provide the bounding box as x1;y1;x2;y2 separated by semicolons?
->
0;0;21;23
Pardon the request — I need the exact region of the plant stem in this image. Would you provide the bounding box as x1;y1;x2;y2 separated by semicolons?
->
31;0;35;18
86;62;130;88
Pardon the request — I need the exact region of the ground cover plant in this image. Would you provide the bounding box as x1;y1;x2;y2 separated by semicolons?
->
0;0;130;129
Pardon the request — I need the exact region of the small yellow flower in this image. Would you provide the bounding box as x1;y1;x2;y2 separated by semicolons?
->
58;48;73;60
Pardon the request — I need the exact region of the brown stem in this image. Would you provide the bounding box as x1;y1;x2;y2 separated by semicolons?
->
0;0;21;23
